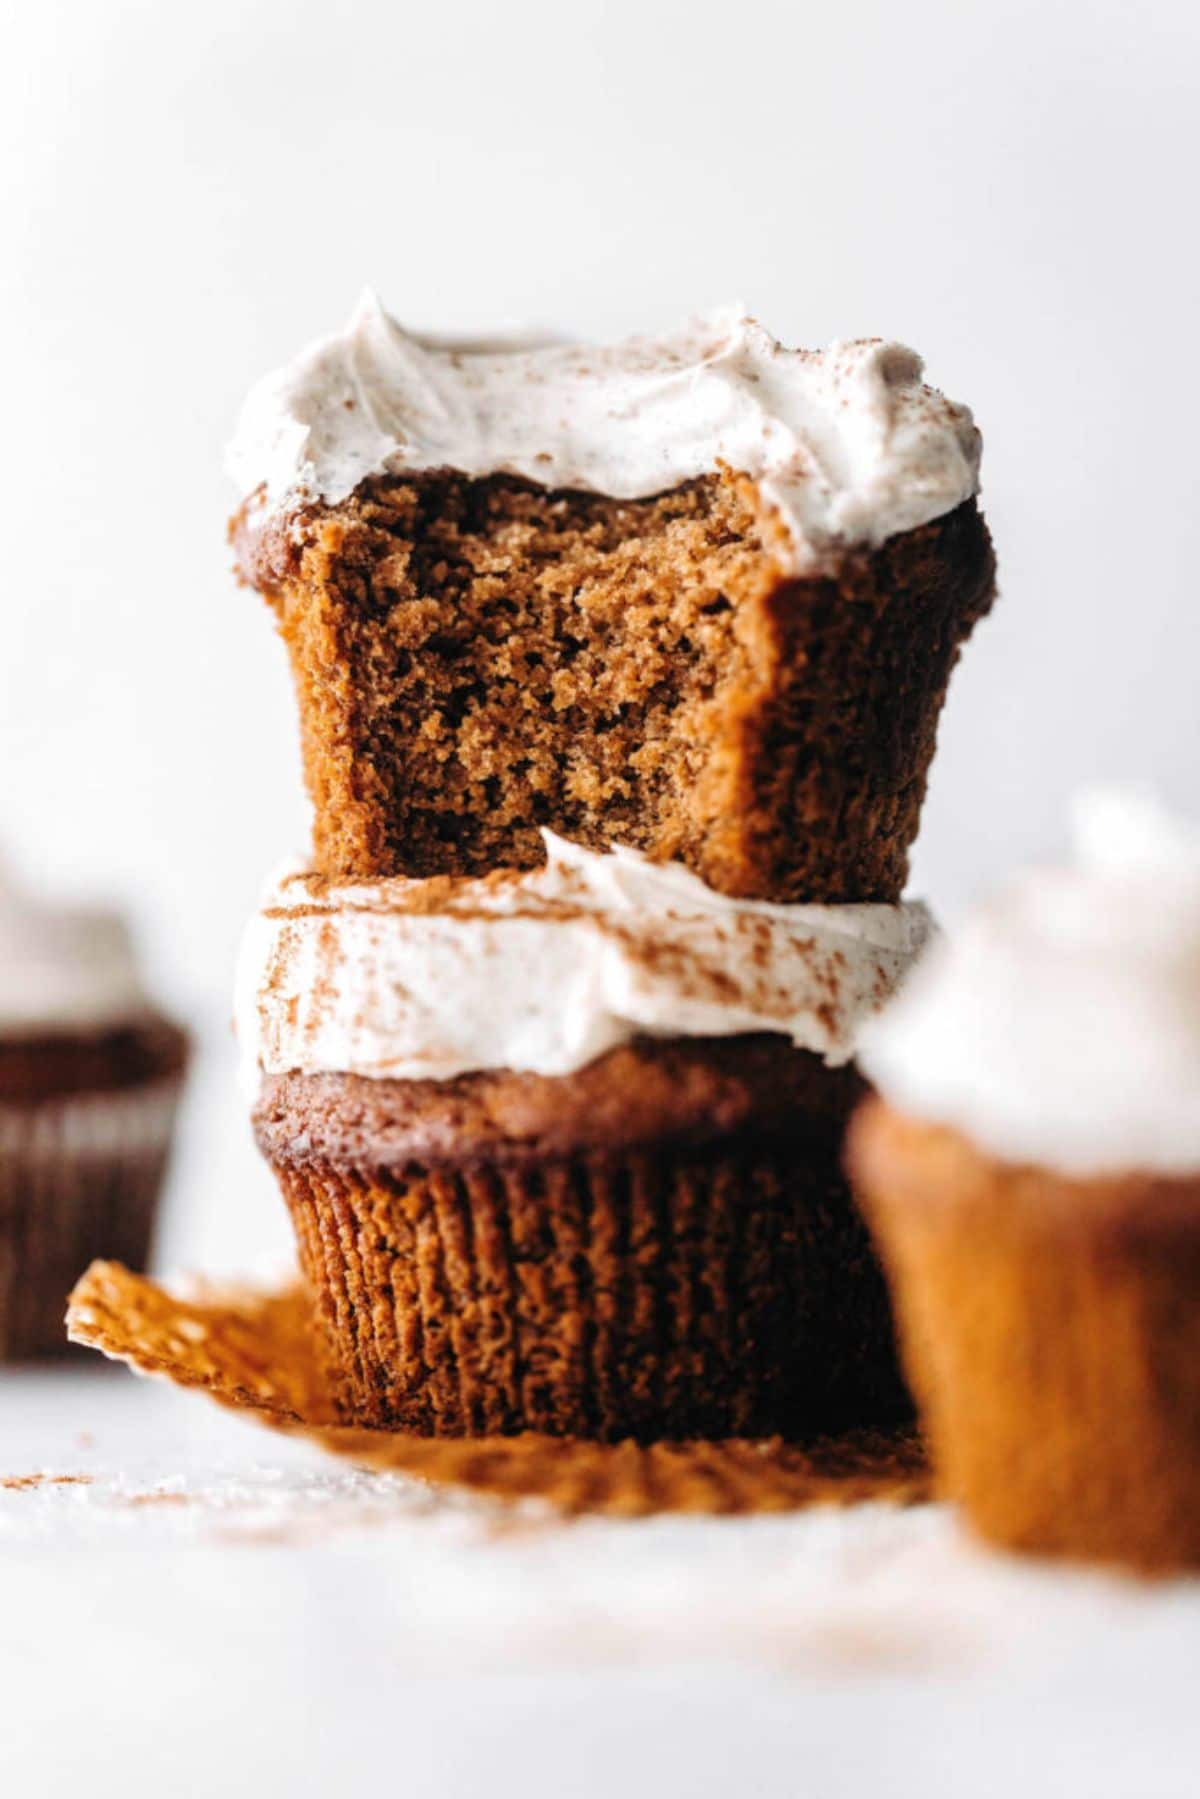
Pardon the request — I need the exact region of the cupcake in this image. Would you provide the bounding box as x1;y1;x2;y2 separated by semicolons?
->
228;296;994;903
0;865;187;1358
847;792;1200;1570
238;835;931;1440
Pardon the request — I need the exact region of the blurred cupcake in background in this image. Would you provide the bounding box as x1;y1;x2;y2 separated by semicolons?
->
847;791;1200;1571
0;860;187;1358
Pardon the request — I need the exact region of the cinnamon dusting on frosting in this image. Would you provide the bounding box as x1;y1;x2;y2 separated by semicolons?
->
235;833;931;1087
227;295;982;578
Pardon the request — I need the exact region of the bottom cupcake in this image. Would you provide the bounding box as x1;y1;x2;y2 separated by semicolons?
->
239;835;931;1440
849;793;1200;1570
256;1040;904;1440
0;875;187;1358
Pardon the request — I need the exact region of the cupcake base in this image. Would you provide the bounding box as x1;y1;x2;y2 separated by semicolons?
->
0;1081;180;1358
257;1040;909;1441
0;1019;187;1359
848;1099;1200;1572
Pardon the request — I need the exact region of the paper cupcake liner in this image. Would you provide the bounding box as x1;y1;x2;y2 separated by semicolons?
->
66;1260;930;1517
0;1079;182;1358
272;1142;910;1443
850;1100;1200;1573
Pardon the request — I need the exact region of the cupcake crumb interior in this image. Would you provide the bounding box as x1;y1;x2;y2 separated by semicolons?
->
249;471;775;884
237;470;994;900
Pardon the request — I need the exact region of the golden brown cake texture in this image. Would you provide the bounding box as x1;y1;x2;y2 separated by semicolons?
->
254;1038;911;1442
847;1100;1200;1573
234;473;994;901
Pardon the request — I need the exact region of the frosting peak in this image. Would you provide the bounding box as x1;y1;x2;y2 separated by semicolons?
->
235;834;931;1087
0;862;150;1033
227;293;981;574
861;790;1200;1176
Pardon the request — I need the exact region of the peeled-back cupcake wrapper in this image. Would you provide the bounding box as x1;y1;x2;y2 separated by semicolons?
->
66;1261;930;1517
0;1082;181;1358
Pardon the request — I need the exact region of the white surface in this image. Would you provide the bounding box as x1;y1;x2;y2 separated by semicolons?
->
1;1368;1198;1798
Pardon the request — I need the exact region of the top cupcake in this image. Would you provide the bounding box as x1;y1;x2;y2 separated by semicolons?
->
861;790;1200;1175
229;297;994;900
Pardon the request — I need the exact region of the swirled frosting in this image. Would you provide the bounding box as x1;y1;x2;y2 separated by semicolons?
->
227;292;981;575
235;833;931;1087
860;790;1200;1175
0;863;150;1033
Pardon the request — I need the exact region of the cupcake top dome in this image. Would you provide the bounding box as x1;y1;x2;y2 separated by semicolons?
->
0;860;150;1033
860;790;1200;1176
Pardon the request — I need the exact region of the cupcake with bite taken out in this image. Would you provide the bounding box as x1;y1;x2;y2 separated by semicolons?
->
0;861;187;1358
228;296;995;904
847;791;1200;1571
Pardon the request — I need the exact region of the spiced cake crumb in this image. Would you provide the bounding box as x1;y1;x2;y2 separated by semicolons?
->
235;471;994;900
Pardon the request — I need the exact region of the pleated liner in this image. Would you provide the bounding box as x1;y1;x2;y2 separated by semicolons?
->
276;1139;909;1443
849;1098;1200;1572
0;1080;181;1359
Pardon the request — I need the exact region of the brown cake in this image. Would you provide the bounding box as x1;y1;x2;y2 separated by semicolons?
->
849;1106;1200;1572
0;877;187;1358
847;793;1200;1571
229;298;994;901
236;841;932;1439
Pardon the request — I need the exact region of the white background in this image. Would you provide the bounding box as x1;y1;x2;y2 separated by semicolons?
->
2;0;1199;1258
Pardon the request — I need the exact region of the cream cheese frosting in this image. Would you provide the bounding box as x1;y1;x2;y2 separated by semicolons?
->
227;292;981;575
0;864;150;1033
860;791;1200;1176
235;833;932;1087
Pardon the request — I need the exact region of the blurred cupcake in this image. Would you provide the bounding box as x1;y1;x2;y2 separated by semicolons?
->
238;834;931;1441
847;792;1200;1570
0;863;187;1358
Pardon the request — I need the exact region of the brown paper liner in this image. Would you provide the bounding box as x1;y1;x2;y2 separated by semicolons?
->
849;1099;1200;1572
269;1134;909;1443
67;1260;930;1517
0;1080;181;1359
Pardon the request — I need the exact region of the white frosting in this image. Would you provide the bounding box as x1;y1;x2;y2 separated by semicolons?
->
227;292;981;575
235;833;931;1087
0;865;150;1032
860;790;1200;1176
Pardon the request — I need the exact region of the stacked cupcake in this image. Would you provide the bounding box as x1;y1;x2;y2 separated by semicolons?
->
229;298;995;1442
